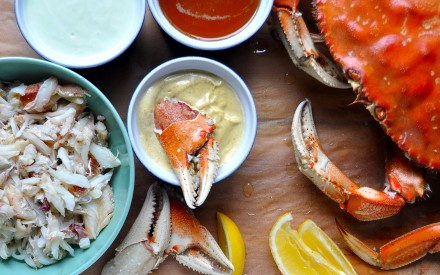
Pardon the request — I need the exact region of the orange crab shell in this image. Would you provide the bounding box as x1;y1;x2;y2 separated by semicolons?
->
154;99;216;169
315;0;440;168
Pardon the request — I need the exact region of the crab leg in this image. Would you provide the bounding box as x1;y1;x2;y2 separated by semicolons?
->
167;197;234;275
272;0;349;88
385;146;426;204
103;183;233;275
154;98;219;208
196;136;218;206
292;99;425;221
336;220;440;269
102;183;171;275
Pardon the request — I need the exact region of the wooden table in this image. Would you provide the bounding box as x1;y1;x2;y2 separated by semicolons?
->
2;1;440;274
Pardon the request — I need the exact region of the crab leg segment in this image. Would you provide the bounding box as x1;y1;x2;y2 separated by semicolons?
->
272;0;349;88
196;136;218;207
154;98;219;208
167;198;234;275
102;183;171;275
385;146;426;204
103;184;233;275
336;220;440;269
291;99;427;221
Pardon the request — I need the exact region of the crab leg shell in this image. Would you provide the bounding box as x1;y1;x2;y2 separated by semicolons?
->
101;243;162;275
292;99;406;221
156;113;216;208
156;113;214;169
385;147;426;203
154;98;218;209
344;187;405;221
272;1;349;88
175;232;233;275
337;220;440;270
195;136;219;207
168;198;234;275
102;183;171;275
292;99;357;203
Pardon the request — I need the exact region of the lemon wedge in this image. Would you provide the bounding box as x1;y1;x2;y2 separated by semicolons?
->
299;219;357;275
269;213;357;275
217;212;246;275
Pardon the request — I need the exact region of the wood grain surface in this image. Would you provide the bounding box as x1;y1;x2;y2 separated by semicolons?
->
1;1;440;274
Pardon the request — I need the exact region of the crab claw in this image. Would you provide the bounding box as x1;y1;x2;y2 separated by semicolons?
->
167;196;234;275
154;98;219;209
272;0;349;88
292;99;426;221
102;183;171;275
336;220;440;269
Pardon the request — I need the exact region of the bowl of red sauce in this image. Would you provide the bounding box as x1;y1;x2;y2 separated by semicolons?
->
148;0;273;50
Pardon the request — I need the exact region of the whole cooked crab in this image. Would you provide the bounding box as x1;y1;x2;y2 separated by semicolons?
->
273;0;440;269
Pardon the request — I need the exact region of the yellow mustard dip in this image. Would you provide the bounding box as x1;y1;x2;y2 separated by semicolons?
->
136;71;245;172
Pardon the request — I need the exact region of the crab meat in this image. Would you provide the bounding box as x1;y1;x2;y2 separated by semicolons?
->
23;76;58;112
102;183;233;275
154;98;219;209
0;77;120;268
81;184;114;239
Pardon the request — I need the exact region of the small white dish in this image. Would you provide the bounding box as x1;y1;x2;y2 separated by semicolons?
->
147;0;273;50
15;0;145;68
127;56;257;185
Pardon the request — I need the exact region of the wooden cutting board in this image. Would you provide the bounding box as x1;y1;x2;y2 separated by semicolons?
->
2;1;440;274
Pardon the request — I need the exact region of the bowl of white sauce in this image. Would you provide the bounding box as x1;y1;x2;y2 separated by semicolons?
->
127;56;257;185
15;0;145;68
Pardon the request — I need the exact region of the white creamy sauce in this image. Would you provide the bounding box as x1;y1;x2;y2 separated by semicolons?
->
137;71;245;173
24;0;137;57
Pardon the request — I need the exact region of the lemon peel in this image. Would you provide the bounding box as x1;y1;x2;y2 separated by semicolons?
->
269;213;357;275
217;212;246;275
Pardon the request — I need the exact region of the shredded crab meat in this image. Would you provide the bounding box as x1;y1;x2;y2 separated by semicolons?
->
0;77;120;268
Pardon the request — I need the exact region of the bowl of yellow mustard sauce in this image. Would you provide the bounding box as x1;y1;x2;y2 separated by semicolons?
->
127;56;257;185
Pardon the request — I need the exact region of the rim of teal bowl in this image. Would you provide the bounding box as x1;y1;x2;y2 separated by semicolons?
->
0;57;135;274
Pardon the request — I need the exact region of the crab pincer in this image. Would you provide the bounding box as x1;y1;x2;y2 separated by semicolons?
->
292;99;426;221
102;183;171;274
102;183;233;275
154;98;219;208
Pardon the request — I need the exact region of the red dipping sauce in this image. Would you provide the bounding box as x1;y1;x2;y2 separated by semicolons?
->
158;0;260;40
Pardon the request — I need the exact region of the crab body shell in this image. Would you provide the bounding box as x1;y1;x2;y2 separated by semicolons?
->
316;0;440;168
274;0;440;168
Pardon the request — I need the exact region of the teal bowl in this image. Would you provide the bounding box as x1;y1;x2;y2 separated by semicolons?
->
0;57;135;274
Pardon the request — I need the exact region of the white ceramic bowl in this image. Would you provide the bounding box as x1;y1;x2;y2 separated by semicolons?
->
15;0;145;68
147;0;273;50
127;56;257;185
